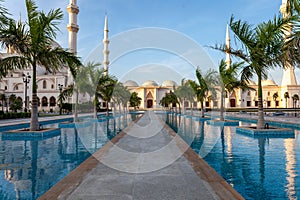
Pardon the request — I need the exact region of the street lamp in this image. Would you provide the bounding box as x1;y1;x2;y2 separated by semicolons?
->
58;84;63;115
23;73;31;112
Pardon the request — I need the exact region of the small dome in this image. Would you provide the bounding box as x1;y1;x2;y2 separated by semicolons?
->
161;80;177;87
142;80;158;87
262;79;277;86
123;80;139;87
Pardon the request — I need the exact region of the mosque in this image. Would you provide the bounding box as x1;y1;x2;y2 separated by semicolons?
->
0;0;299;112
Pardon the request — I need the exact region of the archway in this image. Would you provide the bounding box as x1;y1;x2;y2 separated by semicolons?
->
230;99;236;107
147;99;153;108
146;91;154;108
49;96;56;107
229;91;237;107
42;96;48;107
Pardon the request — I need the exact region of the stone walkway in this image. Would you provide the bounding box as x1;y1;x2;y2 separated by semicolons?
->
40;111;243;200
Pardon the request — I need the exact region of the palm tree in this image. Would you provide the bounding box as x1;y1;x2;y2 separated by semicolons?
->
0;0;9;29
160;91;179;111
80;62;103;119
112;82;131;113
218;59;252;121
97;75;117;116
284;91;290;108
292;94;299;107
214;15;292;129
174;79;194;114
0;0;81;130
130;92;142;110
190;68;217;118
273;92;279;108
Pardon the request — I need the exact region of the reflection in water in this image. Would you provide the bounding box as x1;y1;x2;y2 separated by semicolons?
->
285;138;297;199
0;113;133;200
258;138;266;184
166;113;300;200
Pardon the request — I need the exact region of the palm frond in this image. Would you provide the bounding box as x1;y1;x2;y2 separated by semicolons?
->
58;84;74;102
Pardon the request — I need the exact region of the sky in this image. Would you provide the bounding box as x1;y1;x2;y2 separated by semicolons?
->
2;0;299;85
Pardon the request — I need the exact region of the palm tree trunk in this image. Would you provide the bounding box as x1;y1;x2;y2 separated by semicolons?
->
257;76;265;129
220;87;225;121
30;62;39;131
106;101;109;116
200;101;204;118
74;87;79;122
182;99;185;114
93;96;97;119
191;101;193;116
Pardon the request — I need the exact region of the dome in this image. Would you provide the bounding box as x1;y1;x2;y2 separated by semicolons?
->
123;80;139;87
161;80;177;87
142;80;158;87
262;79;277;86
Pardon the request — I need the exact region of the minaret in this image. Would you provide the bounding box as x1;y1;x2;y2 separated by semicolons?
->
67;0;79;85
225;24;231;69
280;0;297;86
67;0;79;53
103;15;110;76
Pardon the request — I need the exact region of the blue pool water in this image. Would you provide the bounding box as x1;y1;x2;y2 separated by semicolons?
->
0;114;136;200
166;113;300;200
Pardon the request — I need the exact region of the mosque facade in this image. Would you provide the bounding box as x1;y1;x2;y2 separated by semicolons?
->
0;0;299;112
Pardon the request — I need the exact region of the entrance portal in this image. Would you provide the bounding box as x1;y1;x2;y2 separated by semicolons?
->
147;99;153;108
230;99;236;107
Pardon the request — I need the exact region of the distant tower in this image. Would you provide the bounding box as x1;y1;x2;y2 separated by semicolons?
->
67;0;79;85
225;24;231;69
103;15;110;76
67;0;79;53
280;0;297;86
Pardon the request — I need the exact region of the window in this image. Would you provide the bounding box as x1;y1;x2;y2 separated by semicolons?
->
205;101;210;107
193;101;197;107
276;101;279;107
255;101;258;107
4;86;7;90
51;84;54;89
49;96;56;106
43;80;47;89
247;91;251;96
247;101;251;107
42;97;48;106
184;101;189;107
267;101;271;107
213;101;218;107
267;91;270;96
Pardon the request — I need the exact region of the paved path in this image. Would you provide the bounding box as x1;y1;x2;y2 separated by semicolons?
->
40;111;243;200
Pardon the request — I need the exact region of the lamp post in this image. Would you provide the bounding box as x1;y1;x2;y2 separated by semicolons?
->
23;73;31;112
58;84;63;115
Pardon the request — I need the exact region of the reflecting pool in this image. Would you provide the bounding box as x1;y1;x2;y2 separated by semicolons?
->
0;113;134;200
166;113;300;200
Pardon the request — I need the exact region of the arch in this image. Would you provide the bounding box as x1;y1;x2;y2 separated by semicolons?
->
229;91;236;107
42;96;48;107
146;91;153;108
49;96;56;106
43;80;47;89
